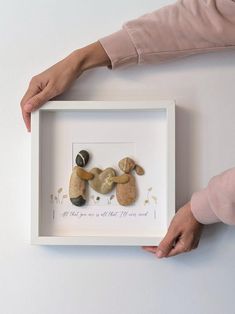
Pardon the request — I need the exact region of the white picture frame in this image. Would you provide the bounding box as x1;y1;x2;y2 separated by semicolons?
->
31;101;175;245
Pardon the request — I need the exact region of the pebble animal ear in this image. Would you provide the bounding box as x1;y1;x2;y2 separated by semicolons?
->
134;164;145;176
76;150;89;167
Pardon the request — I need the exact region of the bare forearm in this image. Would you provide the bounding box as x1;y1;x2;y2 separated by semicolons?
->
72;41;111;74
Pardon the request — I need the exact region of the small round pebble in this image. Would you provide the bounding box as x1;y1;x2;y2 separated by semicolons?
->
135;165;145;175
76;150;89;167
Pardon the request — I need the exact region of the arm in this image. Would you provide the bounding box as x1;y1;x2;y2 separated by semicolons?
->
21;0;235;131
144;168;235;259
20;42;111;131
99;0;235;69
191;168;235;225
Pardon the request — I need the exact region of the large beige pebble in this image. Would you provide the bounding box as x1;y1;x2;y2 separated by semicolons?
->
116;174;136;206
89;167;116;194
69;166;86;206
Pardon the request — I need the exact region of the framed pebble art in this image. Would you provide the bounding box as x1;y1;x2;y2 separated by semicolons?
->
31;101;175;245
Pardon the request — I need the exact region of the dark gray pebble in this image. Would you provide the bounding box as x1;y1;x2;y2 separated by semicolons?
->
70;195;86;207
76;150;89;167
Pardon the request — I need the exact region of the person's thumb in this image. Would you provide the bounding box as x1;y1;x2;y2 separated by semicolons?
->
24;86;53;113
156;228;179;258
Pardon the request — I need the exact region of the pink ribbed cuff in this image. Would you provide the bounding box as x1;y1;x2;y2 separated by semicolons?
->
191;188;220;224
99;29;138;69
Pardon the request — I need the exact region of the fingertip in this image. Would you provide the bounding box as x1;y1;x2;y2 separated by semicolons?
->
25;117;31;131
22;109;31;132
156;241;171;258
24;103;33;112
28;119;31;132
155;249;165;258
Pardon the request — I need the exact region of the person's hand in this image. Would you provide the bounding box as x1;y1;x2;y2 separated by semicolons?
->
143;202;203;258
20;41;110;132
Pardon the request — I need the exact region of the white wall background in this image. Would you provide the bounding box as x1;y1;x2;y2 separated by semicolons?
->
1;1;235;313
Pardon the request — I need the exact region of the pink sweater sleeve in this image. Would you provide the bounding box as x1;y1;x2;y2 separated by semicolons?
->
98;0;235;225
99;0;235;68
191;168;235;225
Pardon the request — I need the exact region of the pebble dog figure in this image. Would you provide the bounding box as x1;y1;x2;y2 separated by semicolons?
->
69;150;93;206
115;157;145;206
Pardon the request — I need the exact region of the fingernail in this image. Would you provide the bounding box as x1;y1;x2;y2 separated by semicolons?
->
156;250;164;258
24;103;33;111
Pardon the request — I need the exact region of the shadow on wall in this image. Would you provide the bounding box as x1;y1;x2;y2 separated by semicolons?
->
37;224;233;266
175;106;202;209
54;50;235;101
